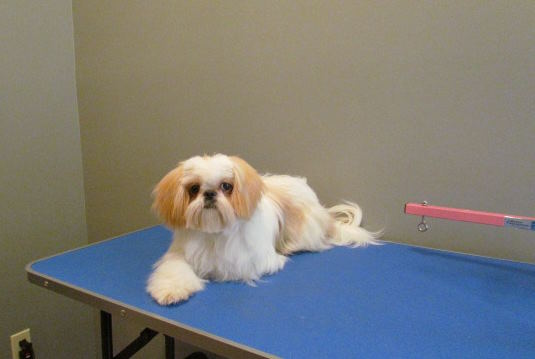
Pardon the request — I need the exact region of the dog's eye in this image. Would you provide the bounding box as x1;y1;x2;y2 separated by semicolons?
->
220;182;233;193
189;184;200;196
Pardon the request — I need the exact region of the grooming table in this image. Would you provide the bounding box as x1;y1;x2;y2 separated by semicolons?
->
27;226;535;358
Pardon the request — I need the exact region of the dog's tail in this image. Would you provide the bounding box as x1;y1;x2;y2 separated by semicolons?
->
327;202;383;247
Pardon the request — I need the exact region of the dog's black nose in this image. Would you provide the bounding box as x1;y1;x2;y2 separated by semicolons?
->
203;190;217;200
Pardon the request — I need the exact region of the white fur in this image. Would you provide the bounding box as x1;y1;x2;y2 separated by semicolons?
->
182;196;287;282
147;154;382;305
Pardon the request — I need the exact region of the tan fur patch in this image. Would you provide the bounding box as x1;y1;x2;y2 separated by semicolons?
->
266;185;306;255
229;156;264;219
152;165;188;228
326;220;338;240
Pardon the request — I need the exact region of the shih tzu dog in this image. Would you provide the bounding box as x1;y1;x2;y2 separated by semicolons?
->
147;154;382;305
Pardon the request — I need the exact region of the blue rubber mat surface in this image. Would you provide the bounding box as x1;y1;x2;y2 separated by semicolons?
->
30;226;535;358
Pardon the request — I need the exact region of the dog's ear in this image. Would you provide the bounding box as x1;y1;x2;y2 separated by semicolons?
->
229;156;263;219
152;164;188;228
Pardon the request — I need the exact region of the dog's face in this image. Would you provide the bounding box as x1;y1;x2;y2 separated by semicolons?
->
153;154;263;233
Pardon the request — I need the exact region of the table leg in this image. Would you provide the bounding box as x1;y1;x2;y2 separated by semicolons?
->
165;335;175;359
100;311;114;359
101;310;175;359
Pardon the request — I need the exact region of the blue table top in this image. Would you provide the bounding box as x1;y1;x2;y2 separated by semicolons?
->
28;226;535;358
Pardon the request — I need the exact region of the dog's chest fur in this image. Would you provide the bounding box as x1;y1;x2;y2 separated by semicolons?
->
181;196;287;282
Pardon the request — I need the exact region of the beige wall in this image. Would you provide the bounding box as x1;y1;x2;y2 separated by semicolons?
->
1;1;95;358
73;0;535;356
73;2;535;353
75;1;534;261
2;1;528;358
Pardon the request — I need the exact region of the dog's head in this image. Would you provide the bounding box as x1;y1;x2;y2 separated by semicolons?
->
152;154;263;233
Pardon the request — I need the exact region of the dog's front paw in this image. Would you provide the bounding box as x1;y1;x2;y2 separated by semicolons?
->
147;271;205;305
147;254;206;305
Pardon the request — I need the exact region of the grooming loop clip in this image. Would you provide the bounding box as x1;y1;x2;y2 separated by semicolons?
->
417;201;429;233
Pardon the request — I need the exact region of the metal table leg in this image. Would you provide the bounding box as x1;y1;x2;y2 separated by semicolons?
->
165;335;175;359
100;311;114;359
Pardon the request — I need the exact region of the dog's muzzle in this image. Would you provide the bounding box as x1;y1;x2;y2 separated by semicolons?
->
203;191;217;208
